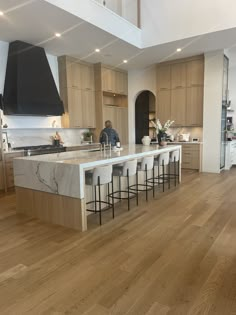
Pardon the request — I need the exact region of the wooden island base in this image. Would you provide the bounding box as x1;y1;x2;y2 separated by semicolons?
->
15;187;86;231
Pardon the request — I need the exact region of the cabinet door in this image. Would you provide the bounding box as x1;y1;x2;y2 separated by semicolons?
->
157;90;171;124
116;71;128;95
103;105;118;130
156;65;171;90
82;90;96;128
67;88;83;128
171;63;186;89
80;64;94;90
171;88;186;126
0;161;4;190
102;67;115;92
116;107;128;144
66;62;81;89
186;59;204;87
186;86;203;126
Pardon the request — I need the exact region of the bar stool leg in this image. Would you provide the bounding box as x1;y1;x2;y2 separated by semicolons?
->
178;159;180;184
168;160;170;189
145;164;149;201
152;165;155;197
111;175;115;218
127;169;130;211
94;186;97;213
98;176;102;225
119;176;121;201
162;161;165;192
136;170;138;206
174;157;177;186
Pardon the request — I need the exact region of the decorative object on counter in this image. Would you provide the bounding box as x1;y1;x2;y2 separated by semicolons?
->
2;132;9;152
142;136;151;146
179;133;190;142
150;119;174;146
52;131;63;146
3;124;8;128
83;131;93;143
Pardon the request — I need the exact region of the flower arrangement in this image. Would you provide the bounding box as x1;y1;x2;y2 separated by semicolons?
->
150;119;174;134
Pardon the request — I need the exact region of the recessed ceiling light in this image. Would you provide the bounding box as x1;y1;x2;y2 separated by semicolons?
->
95;48;100;52
0;11;4;16
123;60;128;63
176;48;182;52
55;33;61;38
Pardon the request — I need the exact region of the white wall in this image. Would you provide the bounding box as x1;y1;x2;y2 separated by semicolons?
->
0;40;61;129
128;65;157;143
202;51;224;173
141;0;236;47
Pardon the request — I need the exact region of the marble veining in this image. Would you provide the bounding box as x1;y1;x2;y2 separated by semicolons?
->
14;144;181;199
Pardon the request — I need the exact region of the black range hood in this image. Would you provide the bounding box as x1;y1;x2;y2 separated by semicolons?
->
2;40;64;116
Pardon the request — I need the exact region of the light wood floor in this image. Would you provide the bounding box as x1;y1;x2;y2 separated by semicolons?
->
1;169;236;315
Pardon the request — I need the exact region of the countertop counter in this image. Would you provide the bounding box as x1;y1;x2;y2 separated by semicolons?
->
13;144;181;199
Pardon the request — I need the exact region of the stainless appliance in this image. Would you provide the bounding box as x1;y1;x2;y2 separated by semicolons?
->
12;145;66;156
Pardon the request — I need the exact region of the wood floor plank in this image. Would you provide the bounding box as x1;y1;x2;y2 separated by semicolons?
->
0;169;236;314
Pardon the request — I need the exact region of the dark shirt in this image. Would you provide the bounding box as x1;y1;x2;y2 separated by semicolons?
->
99;127;119;147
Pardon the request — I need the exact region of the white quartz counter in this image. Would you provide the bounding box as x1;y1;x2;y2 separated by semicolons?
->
13;144;181;199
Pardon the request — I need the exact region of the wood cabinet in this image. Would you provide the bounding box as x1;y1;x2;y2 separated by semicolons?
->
186;87;203;126
181;144;201;170
58;56;96;128
101;66;128;95
156;55;204;127
103;106;128;144
156;65;171;90
171;88;186;126
94;63;128;143
4;152;24;188
171;63;186;89
80;63;94;90
186;59;204;87
157;90;171;123
0;161;4;190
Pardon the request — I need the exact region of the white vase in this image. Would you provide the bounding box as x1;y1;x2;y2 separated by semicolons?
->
142;136;151;146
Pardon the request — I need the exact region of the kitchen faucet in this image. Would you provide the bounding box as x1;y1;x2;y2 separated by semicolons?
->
100;131;111;153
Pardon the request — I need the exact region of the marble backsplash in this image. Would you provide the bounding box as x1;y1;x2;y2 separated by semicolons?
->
169;127;203;141
3;128;89;148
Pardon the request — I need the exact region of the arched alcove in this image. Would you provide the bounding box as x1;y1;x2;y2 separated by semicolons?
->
135;90;156;144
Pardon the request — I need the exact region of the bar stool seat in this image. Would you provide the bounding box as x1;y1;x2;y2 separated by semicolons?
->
85;164;114;225
129;155;154;201
110;159;138;211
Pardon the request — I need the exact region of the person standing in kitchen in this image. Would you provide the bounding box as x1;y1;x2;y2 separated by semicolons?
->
99;120;120;147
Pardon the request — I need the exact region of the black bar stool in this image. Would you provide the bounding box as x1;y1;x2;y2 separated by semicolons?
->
129;155;154;201
85;164;114;225
110;159;138;211
155;152;170;192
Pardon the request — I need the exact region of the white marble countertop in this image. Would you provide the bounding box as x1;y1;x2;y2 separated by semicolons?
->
13;144;181;199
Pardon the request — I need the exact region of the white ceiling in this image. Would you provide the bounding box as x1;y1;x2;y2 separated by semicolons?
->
1;0;236;70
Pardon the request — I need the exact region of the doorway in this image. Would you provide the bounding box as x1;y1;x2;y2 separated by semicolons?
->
135;90;156;144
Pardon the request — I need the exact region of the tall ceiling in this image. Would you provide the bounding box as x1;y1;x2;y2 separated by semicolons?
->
1;0;236;70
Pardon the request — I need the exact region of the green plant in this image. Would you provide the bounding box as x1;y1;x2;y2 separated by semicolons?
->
83;131;93;138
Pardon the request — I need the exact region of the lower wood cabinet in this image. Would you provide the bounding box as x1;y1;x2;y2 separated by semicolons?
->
0;161;4;190
181;144;201;171
4;152;24;189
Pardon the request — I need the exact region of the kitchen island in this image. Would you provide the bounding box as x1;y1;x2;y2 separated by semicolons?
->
13;144;181;231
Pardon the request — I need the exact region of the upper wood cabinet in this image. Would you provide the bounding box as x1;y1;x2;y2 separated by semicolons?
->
156;55;204;127
157;90;171;124
66;88;83;128
101;65;128;95
116;71;128;95
102;67;116;93
186;59;204;87
171;88;186;126
82;90;96;128
186;86;203;126
80;63;94;90
171;63;186;89
58;56;81;89
156;65;171;90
